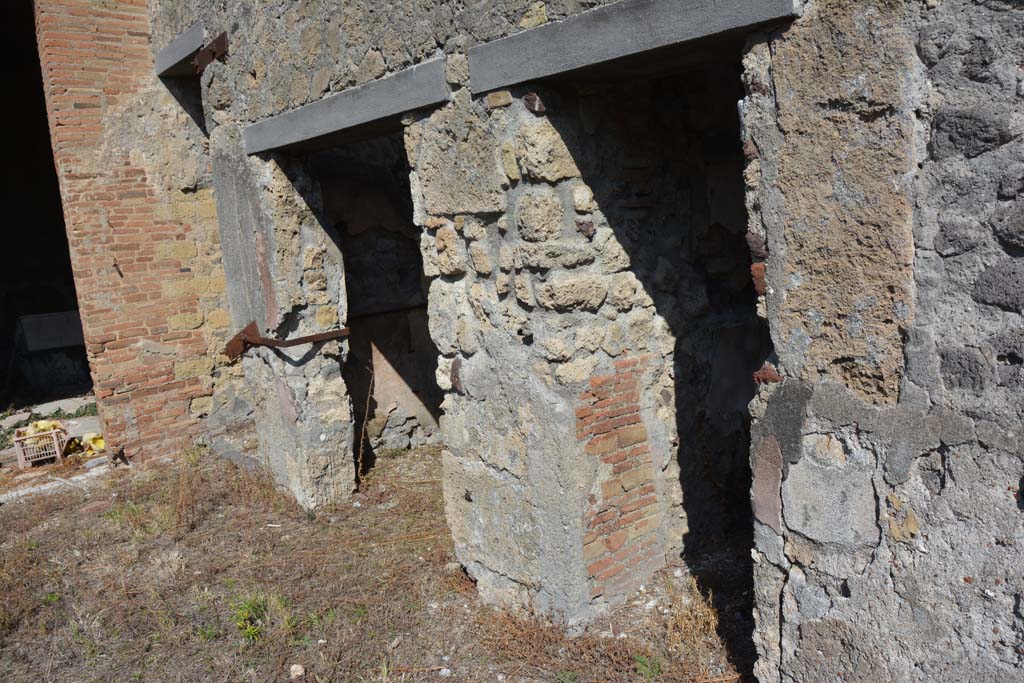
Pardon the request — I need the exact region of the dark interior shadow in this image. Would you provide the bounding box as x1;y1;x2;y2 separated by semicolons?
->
541;56;772;674
2;0;89;407
283;134;442;480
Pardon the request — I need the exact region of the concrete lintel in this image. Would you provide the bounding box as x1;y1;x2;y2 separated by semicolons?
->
155;21;206;78
468;0;799;93
243;57;450;155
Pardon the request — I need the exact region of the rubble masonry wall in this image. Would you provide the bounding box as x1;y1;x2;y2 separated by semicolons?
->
742;1;1024;680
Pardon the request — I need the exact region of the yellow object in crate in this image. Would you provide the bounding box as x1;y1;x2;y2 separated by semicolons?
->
13;420;69;469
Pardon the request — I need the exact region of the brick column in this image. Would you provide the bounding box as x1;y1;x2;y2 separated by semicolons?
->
33;0;222;458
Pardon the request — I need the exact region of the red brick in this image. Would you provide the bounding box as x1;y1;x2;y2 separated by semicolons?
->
621;496;657;514
753;362;784;384
604;530;628;553
587;556;616;577
34;0;212;460
751;261;767;295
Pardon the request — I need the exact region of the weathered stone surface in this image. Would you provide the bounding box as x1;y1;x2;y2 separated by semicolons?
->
973;258;1024;311
554;355;599;385
515;189;565;242
929;107;1014;161
746;0;916;402
416;107;506;215
781;433;877;547
516;119;580;182
934;216;984;256
518;241;593;270
168;311;204;330
745;1;1024;680
435;225;467;276
940;346;993;393
534;274;607;312
990;198;1024;251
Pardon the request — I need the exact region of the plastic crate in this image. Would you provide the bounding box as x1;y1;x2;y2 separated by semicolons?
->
13;423;68;469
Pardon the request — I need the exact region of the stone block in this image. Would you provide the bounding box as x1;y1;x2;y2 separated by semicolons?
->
929;107;1013;160
782;441;877;548
189;395;213;416
468;242;493;275
435;225;467;275
157;241;199;260
973;258;1024;312
935;216;984;256
990;199;1023;251
535;274;607;311
168;312;203;330
486;90;514;108
500;141;521;182
573;185;596;213
516;119;580;182
519;2;548;29
516;189;565;242
939;346;993;394
556;355;600;385
174;357;215;380
417;108;506;215
207;309;232;328
316;305;339;328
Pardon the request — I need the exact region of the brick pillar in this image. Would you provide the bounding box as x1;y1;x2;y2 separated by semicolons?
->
33;0;221;458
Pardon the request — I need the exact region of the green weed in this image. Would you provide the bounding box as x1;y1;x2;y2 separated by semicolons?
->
634;654;662;681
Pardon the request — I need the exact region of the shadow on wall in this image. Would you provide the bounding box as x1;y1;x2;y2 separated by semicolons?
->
541;60;771;671
160;76;207;137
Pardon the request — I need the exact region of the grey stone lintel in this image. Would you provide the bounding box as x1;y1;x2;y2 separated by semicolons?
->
243;57;450;155
468;0;800;93
155;21;207;78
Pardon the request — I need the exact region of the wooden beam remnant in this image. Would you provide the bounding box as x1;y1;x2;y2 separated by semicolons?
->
467;0;800;94
155;21;207;78
243;57;450;155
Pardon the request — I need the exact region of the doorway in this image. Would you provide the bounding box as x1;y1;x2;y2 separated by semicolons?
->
309;135;442;477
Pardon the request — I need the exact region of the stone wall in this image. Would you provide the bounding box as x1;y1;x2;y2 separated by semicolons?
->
210;136;355;507
33;0;251;460
742;1;1024;680
407;64;766;622
148;1;620;126
108;0;1024;678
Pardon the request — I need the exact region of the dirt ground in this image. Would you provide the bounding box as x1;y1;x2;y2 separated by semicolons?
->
0;446;750;682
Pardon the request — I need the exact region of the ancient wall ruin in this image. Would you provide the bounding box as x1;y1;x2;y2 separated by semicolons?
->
405;63;770;621
743;1;1023;680
32;0;1024;680
33;0;253;461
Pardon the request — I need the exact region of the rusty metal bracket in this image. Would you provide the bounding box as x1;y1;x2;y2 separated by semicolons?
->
191;32;228;75
225;321;350;361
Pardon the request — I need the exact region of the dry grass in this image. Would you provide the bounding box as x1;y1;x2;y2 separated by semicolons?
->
0;446;747;682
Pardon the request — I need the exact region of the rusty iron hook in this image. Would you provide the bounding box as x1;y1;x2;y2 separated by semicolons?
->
225;321;350;361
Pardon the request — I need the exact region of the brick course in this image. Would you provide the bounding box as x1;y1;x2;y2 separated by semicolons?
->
578;355;664;602
33;0;223;458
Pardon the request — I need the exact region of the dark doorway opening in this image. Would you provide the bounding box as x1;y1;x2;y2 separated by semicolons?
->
308;135;442;477
545;47;772;673
1;1;90;407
